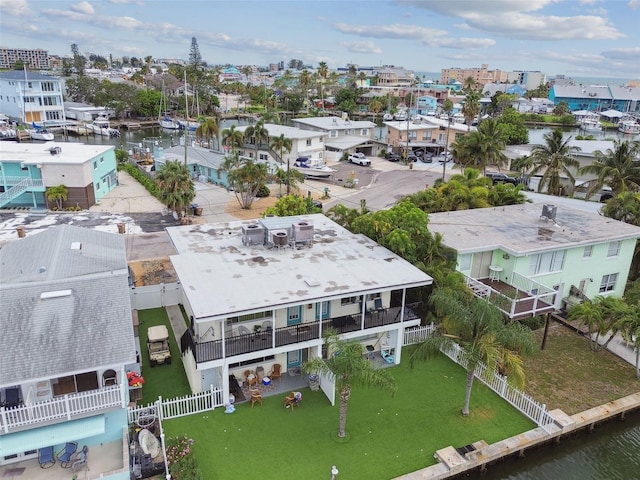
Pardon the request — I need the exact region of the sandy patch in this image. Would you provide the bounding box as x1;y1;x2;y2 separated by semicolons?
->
129;258;177;286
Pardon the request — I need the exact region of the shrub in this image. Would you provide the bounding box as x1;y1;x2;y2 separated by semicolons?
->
165;435;201;480
118;163;158;197
256;184;270;198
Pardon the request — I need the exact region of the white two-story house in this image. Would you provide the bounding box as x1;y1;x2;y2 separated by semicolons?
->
0;225;136;478
427;203;640;319
165;214;432;402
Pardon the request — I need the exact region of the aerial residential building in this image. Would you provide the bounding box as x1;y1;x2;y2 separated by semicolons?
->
375;66;415;87
549;85;640;113
384;116;470;157
427;203;640;318
0;225;137;479
166;214;432;401
441;64;508;86
0;47;50;70
505;71;548;90
0;70;66;124
290;116;377;160
0;141;118;210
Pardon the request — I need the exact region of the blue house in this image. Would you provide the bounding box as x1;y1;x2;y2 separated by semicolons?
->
549;85;640;113
0;142;118;210
0;225;137;478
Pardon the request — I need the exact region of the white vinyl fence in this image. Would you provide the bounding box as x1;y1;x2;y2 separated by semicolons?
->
130;283;181;310
403;325;555;430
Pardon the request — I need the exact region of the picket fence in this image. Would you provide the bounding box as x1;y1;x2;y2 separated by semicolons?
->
403;324;555;430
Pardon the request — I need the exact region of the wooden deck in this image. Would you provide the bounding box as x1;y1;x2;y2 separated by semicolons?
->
473;277;556;320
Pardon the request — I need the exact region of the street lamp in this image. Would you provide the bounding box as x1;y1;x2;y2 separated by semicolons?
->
330;465;339;480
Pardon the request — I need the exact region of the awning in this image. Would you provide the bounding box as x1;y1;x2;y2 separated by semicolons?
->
0;415;105;456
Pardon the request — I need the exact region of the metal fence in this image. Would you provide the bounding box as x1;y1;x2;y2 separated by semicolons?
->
403;324;555;429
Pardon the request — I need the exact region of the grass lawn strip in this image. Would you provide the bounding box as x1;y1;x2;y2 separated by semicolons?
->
163;354;533;480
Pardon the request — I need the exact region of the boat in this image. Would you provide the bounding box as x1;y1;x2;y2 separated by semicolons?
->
0;116;17;140
618;118;640;135
394;110;407;121
383;112;393;121
28;122;54;141
291;157;336;178
452;112;465;124
87;117;120;137
158;79;179;130
580;113;602;133
178;119;199;131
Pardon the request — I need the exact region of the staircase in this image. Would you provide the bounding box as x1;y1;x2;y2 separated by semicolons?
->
0;178;44;208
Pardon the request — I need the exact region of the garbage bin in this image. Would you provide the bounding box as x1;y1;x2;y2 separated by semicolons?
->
191;203;200;215
308;374;320;391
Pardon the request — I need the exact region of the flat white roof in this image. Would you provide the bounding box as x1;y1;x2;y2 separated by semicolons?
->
428;203;640;255
0;141;114;165
292;117;376;131
166;214;432;319
236;123;326;140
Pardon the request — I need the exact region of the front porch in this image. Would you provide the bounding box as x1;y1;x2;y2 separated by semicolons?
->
183;302;421;364
466;274;556;319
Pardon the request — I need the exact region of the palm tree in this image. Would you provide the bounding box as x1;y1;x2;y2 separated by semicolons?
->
244;119;269;161
46;185;68;210
579;139;640;197
451;119;507;174
298;69;312;105
410;289;537;416
221;124;244;154
567;301;604;351
368;97;383;122
226;159;269;209
317;61;329;113
520;129;580;196
303;332;397;438
195;117;219;149
618;306;640;378
461;90;480;131
269;133;293;194
463;76;477;92
602;192;640;281
155;160;195;219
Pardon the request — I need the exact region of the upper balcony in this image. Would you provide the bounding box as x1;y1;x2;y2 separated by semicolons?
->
0;384;126;435
182;302;422;364
466;271;556;320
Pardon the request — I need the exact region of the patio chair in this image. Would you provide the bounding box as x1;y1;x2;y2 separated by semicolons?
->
57;441;78;468
71;445;89;473
284;391;302;411
238;325;251;337
250;389;263;408
269;363;282;383
38;446;56;468
3;387;21;408
244;370;258;388
102;369;117;387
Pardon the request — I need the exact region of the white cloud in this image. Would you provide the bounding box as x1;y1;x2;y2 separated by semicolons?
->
70;1;95;15
0;0;32;16
629;0;640;9
339;41;383;55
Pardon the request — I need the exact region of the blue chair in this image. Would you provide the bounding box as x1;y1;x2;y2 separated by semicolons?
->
38;446;56;468
57;441;78;468
3;387;20;408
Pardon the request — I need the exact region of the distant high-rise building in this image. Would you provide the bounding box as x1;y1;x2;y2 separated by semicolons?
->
441;64;507;86
0;47;50;70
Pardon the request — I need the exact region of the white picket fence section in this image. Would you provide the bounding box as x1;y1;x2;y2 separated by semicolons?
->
130;283;182;310
403;324;555;430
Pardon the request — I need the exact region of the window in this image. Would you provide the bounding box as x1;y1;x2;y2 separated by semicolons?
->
599;273;618;293
93;161;97;170
360;128;369;136
306;139;312;146
329;131;338;138
583;245;593;258
422;132;432;141
607;241;620;258
228;311;273;324
100;156;104;163
287;306;301;322
458;254;471;271
341;296;361;305
528;250;565;275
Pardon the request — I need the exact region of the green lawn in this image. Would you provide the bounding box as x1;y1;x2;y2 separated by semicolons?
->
163;354;534;480
137;308;191;403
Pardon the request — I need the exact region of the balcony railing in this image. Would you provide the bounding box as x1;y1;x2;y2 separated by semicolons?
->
183;302;422;364
0;384;125;434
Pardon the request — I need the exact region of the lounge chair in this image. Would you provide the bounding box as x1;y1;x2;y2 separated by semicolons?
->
71;445;89;473
57;441;78;468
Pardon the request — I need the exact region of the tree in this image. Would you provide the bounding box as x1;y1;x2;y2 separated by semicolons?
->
46;185;68;210
463;76;477;92
368;97;384;120
451;119;507;174
518;128;580;196
189;37;202;70
155;160;195;219
221;124;244;154
303;332;397;438
317;62;329;112
602;192;640;280
411;290;537;415
579;139;640;197
270;134;293;194
495;108;529;145
70;43;86;75
195;117;219;149
553;101;570;116
461;91;480;131
221;155;269;209
244;120;269;161
263;194;321;216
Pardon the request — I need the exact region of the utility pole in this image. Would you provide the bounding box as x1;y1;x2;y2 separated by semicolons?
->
442;116;452;182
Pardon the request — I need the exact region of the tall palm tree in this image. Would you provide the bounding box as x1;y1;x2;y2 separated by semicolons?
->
579;139;640;197
317;61;329;113
270;134;293;194
451;119;507;174
303;332;397;438
244;119;269;161
298;69;312;106
520;128;580;196
602;192;640;281
155;160;195;219
462;76;477;92
461;90;480;131
410;289;537;416
195;117;219;149
221;124;244;154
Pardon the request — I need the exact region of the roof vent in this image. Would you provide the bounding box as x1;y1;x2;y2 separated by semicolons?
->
293;221;314;244
241;223;265;246
271;230;289;247
541;204;557;221
49;146;61;155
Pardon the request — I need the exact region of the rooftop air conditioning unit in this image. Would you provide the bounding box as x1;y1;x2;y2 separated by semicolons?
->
241;223;265;246
293;221;314;243
271;230;289;247
49;146;61;155
541;204;557;221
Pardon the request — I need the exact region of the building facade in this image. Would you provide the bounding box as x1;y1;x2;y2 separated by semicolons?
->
0;70;66;124
0;48;50;70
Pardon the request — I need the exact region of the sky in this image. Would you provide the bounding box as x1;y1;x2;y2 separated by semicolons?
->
1;0;639;80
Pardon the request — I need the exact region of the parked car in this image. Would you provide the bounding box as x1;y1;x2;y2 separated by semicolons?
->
348;152;371;166
407;153;419;163
419;152;433;163
385;152;401;162
434;152;453;163
485;172;520;185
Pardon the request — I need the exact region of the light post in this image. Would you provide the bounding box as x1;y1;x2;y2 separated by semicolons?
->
330;465;339;480
441;116;453;182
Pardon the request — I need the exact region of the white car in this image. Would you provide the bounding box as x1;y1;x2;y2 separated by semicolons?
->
348;152;371;166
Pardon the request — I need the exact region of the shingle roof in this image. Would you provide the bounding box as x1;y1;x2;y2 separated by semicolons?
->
0;225;136;387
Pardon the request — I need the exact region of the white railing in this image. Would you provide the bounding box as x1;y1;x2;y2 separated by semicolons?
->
0;385;124;434
403;327;555;429
130;283;182;310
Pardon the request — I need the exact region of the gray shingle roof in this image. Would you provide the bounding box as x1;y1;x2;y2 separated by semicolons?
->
0;225;136;387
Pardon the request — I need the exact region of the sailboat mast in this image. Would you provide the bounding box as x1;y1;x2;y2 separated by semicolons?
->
184;71;188;167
